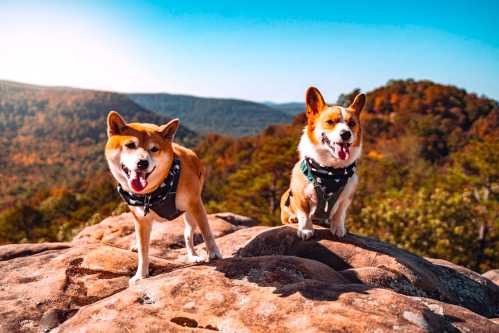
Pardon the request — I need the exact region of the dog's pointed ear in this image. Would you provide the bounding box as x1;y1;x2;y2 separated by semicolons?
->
349;93;366;116
107;111;127;137
158;118;179;141
306;87;326;117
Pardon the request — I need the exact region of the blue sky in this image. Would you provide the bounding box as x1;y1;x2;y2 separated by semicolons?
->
0;0;498;102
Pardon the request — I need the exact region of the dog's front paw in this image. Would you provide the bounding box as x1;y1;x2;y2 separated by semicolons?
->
129;273;148;285
207;247;223;261
187;254;205;263
330;223;346;238
297;228;314;240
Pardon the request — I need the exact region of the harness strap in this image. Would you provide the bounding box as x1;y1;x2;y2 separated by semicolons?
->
117;157;183;220
300;157;356;222
312;181;343;221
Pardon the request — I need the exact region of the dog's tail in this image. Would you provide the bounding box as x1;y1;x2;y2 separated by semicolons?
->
280;189;296;224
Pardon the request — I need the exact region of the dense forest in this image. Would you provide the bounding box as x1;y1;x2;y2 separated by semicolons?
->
0;79;497;272
0;80;197;240
129;93;292;136
196;79;499;272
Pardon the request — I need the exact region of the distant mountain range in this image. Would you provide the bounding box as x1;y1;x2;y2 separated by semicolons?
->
0;80;303;208
129;93;296;137
2;78;496;208
0;80;197;208
263;102;306;116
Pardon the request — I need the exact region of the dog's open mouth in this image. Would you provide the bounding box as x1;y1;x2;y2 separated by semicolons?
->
122;165;155;192
322;133;351;160
333;142;351;160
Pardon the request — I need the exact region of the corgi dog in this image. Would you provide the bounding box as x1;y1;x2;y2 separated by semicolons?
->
105;111;222;284
280;87;366;240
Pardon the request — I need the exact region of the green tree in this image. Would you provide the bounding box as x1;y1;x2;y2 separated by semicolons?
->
0;204;44;243
220;135;297;225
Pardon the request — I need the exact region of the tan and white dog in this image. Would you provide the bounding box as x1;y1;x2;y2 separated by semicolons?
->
105;111;222;284
280;87;366;240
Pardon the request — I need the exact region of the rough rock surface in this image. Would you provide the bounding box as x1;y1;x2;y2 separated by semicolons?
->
0;212;498;333
233;226;499;318
0;243;179;333
72;212;257;260
484;269;499;285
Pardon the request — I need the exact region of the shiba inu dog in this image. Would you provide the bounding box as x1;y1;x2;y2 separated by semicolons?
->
105;111;222;284
280;87;366;240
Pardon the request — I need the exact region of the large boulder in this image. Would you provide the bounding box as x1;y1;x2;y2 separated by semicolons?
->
233;225;499;318
0;242;71;261
0;212;498;332
0;243;178;333
72;212;257;260
484;269;499;285
54;257;497;333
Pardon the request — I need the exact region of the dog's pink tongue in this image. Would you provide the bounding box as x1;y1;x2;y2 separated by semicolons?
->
130;172;147;192
338;145;350;160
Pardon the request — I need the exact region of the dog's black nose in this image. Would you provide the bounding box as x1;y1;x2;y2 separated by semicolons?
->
137;159;149;170
340;130;352;141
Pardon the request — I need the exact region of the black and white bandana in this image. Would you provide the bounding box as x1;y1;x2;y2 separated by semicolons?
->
117;157;183;220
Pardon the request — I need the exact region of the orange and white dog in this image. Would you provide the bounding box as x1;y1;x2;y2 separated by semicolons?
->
280;87;366;240
105;111;222;284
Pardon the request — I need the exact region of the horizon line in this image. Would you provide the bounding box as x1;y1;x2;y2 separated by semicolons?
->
1;77;497;105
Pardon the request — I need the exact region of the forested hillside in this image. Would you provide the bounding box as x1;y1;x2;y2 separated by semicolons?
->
263;101;306;116
0;80;197;241
129;93;292;136
1;79;497;272
196;80;499;272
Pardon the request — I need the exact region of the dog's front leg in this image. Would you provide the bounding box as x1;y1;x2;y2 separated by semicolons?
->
130;217;152;284
187;198;222;260
297;210;314;240
330;200;349;237
183;213;205;263
330;175;358;237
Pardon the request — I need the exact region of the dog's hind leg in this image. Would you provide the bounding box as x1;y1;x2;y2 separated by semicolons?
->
129;217;153;284
280;189;297;224
187;197;222;260
183;213;205;263
297;209;314;240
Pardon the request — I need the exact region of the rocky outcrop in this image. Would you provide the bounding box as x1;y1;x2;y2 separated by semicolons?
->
484;269;499;285
0;243;179;333
1;213;498;333
72;212;257;260
54;258;494;333
232;226;499;318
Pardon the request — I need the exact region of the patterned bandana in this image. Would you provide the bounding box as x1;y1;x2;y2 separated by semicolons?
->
117;158;183;220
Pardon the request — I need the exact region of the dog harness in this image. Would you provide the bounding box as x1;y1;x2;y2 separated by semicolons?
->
284;157;356;223
117;157;184;220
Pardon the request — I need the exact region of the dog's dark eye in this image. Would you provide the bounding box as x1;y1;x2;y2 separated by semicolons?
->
150;147;159;153
326;120;335;125
125;142;136;149
348;120;356;127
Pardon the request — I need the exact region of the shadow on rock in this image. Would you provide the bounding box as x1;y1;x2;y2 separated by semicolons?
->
211;255;370;301
236;225;499;318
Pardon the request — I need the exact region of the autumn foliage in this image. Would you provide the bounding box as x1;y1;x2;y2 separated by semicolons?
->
0;79;497;272
196;80;498;272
